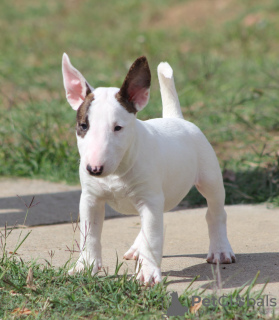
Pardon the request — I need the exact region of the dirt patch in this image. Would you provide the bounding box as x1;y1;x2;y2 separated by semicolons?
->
213;132;279;165
145;0;243;30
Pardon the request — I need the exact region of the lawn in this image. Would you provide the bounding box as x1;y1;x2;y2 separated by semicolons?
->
1;0;279;205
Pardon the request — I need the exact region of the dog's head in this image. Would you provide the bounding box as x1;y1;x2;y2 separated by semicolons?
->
62;54;151;177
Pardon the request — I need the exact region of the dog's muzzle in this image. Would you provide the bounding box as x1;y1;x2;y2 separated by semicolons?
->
86;164;104;176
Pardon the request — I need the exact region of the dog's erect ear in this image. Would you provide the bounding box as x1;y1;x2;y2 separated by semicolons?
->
62;53;93;110
116;56;151;113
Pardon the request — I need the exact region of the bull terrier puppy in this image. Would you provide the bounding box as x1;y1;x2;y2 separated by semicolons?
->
62;54;235;285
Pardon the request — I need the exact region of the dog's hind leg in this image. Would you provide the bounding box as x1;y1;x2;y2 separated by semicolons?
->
195;150;236;264
157;62;184;119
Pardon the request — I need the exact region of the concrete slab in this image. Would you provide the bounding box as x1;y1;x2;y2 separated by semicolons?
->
0;178;121;226
3;204;279;308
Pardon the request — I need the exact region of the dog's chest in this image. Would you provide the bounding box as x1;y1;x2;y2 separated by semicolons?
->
88;175;137;214
98;176;129;198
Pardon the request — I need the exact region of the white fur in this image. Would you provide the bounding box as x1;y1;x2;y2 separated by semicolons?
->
157;62;183;119
62;55;235;285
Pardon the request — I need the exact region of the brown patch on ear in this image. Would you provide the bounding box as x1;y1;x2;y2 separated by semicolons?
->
86;83;92;96
116;56;151;114
76;92;94;137
115;92;137;114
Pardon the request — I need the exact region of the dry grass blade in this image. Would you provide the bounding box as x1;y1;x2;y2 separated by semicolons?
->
26;267;33;286
26;267;36;290
12;307;38;315
190;300;202;314
10;290;20;296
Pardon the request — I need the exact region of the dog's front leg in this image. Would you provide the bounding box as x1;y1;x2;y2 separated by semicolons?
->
69;193;105;275
135;194;164;286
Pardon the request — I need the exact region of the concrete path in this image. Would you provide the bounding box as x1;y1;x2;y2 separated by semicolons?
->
1;178;279;308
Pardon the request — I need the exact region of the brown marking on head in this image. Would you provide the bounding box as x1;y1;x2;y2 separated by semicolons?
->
116;56;151;114
76;91;94;137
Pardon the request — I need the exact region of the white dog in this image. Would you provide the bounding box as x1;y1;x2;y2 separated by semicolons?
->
62;54;235;285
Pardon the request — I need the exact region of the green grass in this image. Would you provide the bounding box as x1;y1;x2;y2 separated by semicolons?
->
0;256;169;319
1;0;279;205
1;226;278;319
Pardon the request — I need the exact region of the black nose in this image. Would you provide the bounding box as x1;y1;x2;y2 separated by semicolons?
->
86;164;104;176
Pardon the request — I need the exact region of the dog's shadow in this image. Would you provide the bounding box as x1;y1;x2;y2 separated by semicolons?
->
162;252;279;289
0;191;81;227
0;191;123;227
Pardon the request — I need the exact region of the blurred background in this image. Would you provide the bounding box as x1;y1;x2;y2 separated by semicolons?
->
1;0;279;206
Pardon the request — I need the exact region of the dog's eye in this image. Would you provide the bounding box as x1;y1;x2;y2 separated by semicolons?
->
114;125;122;132
80;123;88;131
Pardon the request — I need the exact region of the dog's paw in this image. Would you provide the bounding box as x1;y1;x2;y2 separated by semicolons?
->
136;265;162;286
136;259;162;286
68;260;85;275
123;246;139;260
207;229;236;264
68;258;102;275
206;251;236;264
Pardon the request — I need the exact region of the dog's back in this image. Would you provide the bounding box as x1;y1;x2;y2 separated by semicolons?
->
150;62;222;211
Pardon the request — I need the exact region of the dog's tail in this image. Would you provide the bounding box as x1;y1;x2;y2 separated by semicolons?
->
157;62;184;119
